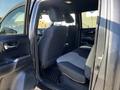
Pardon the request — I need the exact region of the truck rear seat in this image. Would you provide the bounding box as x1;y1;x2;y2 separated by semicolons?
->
57;45;95;84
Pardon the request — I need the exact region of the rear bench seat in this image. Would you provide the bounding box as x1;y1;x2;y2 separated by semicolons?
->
57;46;95;84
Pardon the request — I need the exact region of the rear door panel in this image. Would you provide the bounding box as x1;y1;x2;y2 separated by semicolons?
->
0;35;32;77
0;0;32;77
0;0;36;90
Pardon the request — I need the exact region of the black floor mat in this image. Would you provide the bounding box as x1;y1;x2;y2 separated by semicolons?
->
39;65;89;90
40;65;61;84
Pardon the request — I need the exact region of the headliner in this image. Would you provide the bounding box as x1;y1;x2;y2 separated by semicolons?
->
40;0;98;12
65;0;98;12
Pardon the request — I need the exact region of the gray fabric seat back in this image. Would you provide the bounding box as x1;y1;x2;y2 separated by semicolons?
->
39;26;67;69
38;8;67;69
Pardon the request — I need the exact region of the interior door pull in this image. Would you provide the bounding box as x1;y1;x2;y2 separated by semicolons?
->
4;44;17;50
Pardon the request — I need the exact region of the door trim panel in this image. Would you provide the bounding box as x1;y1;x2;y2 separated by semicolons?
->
0;55;31;77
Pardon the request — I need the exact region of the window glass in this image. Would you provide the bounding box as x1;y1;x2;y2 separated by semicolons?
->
54;13;75;26
70;14;76;25
37;13;76;30
0;6;25;35
38;14;52;29
0;0;25;35
37;14;53;35
82;11;98;28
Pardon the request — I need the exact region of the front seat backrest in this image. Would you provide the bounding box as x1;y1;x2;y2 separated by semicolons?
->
38;8;67;69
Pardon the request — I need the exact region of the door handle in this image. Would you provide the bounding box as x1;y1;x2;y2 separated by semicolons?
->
4;44;17;50
4;42;18;50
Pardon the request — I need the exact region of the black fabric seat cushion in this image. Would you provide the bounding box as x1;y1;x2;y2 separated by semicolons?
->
57;46;91;84
58;62;86;84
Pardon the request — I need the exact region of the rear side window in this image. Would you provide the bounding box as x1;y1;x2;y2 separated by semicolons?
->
38;14;52;29
0;0;25;35
54;13;76;26
82;10;98;28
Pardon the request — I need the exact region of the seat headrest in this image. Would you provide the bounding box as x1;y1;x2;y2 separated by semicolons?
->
47;8;64;22
64;14;74;23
